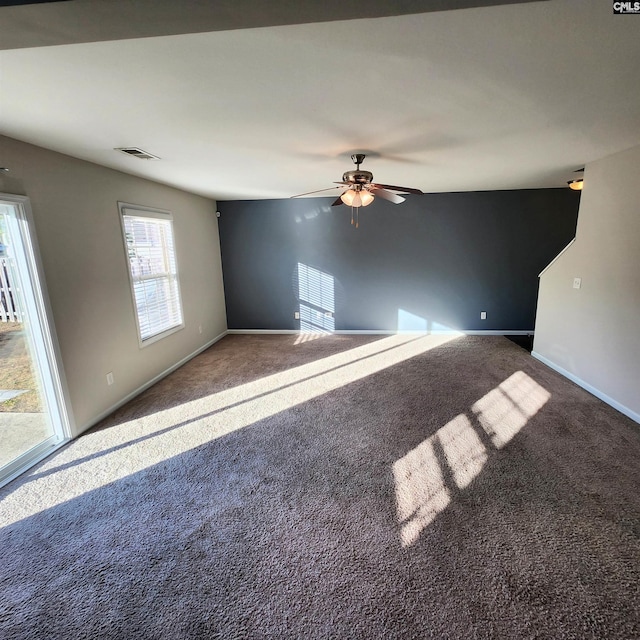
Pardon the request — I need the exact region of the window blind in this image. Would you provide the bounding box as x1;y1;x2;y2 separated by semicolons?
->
121;206;183;343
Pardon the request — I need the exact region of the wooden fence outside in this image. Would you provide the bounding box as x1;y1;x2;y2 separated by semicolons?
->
0;257;22;322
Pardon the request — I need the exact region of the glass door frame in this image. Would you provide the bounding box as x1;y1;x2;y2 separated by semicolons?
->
0;193;72;487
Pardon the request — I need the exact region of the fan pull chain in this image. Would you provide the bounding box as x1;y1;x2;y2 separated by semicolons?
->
349;206;360;228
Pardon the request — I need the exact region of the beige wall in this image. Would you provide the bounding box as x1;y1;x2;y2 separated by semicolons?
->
0;135;227;436
533;143;640;422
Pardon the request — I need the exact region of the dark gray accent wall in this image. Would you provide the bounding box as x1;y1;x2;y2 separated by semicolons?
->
218;189;579;332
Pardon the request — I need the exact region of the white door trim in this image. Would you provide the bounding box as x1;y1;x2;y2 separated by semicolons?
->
0;193;74;487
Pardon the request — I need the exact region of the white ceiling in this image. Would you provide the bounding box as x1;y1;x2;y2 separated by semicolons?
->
1;0;639;201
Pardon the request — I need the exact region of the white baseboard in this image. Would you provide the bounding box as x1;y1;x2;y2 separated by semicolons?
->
227;329;533;336
76;330;228;436
532;351;640;425
227;329;298;335
463;330;533;336
226;330;399;335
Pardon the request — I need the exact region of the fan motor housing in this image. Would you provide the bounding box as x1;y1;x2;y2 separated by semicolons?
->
342;170;373;185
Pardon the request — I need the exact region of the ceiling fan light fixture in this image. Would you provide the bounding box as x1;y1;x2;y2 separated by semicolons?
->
340;189;357;206
340;188;374;208
568;179;584;191
291;154;421;228
359;191;374;207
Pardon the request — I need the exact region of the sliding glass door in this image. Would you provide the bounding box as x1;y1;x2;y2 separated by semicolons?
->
0;194;69;487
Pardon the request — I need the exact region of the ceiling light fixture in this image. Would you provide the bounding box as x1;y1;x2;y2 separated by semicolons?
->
568;179;584;191
340;184;375;227
340;187;375;208
291;153;422;229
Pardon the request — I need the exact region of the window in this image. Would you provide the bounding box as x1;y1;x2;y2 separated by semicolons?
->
119;203;184;345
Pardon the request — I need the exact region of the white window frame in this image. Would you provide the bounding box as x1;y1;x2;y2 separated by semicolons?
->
118;202;184;347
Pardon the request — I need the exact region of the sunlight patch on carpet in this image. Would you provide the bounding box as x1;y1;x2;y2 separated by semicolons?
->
394;371;550;547
0;333;462;528
472;370;551;449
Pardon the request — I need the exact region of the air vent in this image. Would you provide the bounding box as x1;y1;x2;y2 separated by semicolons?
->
115;147;160;160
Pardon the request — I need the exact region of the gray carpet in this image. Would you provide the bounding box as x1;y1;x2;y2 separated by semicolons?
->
0;334;638;639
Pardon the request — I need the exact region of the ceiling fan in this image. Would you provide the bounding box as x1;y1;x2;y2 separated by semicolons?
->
292;153;423;227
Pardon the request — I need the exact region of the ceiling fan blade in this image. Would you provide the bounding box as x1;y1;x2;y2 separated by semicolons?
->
371;182;423;195
291;186;342;198
331;196;344;207
370;188;405;204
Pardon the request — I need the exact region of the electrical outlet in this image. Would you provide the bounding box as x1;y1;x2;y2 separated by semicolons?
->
573;277;582;289
294;311;300;319
480;311;487;320
106;372;114;386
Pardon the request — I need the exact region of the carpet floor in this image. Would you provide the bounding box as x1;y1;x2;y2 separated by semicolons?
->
0;334;638;639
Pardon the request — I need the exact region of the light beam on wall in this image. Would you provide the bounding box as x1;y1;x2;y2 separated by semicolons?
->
297;263;335;333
